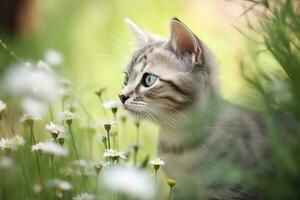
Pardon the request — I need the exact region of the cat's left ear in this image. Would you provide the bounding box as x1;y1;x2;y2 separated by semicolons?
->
125;18;163;47
167;18;202;64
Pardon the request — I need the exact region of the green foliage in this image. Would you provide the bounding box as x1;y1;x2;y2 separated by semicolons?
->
238;0;300;199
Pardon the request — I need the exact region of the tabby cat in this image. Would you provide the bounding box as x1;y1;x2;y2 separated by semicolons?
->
119;18;266;200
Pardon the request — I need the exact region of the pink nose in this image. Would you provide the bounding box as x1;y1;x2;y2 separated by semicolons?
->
119;94;129;104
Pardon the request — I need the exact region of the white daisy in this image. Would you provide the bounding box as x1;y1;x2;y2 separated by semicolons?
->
96;119;117;128
5;65;60;102
150;158;165;166
46;179;72;191
31;140;68;156
103;149;126;160
13;135;25;146
31;142;42;152
37;60;51;72
0;135;25;151
72;193;95;200
21;98;46;119
59;111;78;123
20;112;42;123
44;49;63;66
102;166;155;199
102;100;120;109
150;158;165;171
46;122;65;139
72;160;91;168
0;138;11;150
93;160;109;174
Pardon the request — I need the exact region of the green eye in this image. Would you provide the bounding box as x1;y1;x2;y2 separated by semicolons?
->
124;73;129;85
142;73;158;87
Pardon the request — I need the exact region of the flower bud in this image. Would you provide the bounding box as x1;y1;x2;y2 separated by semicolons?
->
104;124;111;132
95;88;106;98
58;138;65;145
167;178;176;187
111;107;117;115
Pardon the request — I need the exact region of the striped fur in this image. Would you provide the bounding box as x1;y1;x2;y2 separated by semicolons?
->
120;18;266;199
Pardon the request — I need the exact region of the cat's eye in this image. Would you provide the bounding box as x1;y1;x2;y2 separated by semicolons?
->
141;73;158;87
124;73;129;86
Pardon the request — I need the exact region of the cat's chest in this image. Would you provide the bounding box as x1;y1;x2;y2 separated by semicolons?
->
157;128;205;178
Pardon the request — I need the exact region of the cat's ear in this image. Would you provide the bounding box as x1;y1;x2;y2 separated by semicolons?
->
125;18;162;47
168;18;202;64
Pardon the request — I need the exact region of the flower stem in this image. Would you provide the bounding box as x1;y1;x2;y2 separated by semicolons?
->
19;154;29;197
51;156;55;200
133;148;138;166
136;125;140;145
115;120;119;150
48;104;54;121
133;123;140;166
154;169;158;200
0;38;24;62
68;124;88;190
30;123;42;180
106;130;111;149
68;124;79;160
95;174;99;196
168;187;173;200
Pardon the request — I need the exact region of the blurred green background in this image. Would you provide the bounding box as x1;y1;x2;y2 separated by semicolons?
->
0;0;248;102
0;0;249;159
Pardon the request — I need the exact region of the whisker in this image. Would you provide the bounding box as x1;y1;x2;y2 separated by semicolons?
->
143;107;175;155
148;106;195;139
152;102;189;121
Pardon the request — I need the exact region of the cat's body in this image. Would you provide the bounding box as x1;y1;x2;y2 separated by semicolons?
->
120;18;267;199
158;99;266;199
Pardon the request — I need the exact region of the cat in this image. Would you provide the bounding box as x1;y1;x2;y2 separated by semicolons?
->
119;18;267;200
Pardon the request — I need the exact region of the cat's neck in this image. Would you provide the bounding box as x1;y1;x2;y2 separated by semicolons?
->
158;95;224;152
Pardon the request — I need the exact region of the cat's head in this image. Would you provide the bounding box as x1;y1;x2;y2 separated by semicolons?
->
119;18;219;121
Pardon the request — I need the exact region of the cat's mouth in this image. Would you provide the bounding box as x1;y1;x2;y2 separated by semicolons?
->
122;103;149;120
124;106;140;114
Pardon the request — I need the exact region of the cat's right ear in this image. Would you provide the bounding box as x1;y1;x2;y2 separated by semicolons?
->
125;18;162;47
167;18;202;64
